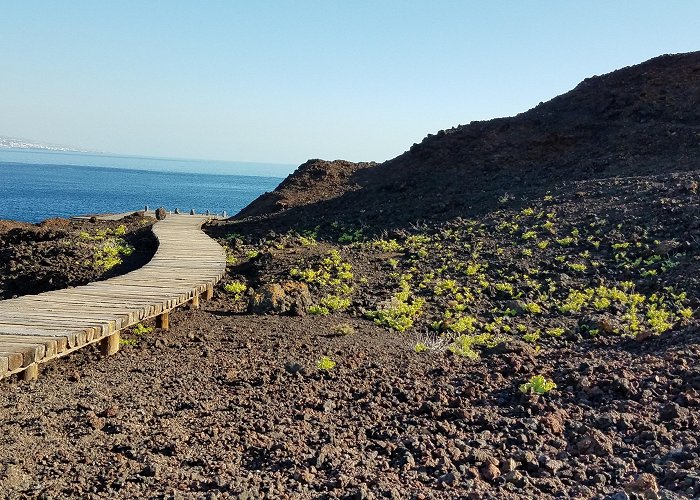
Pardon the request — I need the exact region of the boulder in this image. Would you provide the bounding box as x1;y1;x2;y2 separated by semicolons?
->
624;473;659;495
248;281;311;315
576;428;614;456
155;207;167;220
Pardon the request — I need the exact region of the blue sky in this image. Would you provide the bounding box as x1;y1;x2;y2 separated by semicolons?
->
1;1;699;168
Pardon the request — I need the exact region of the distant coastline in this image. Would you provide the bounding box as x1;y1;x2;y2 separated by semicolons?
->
0;147;295;178
0;136;95;153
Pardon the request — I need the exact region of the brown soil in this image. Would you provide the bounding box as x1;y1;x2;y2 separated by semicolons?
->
1;52;700;499
0;213;157;299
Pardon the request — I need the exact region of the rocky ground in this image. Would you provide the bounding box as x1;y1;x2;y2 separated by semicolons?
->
0;171;699;499
0;213;157;299
1;52;700;499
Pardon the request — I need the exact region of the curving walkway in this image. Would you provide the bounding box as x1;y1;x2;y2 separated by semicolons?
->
0;214;226;381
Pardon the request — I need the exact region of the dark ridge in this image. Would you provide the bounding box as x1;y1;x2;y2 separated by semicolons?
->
236;159;376;219
222;51;700;235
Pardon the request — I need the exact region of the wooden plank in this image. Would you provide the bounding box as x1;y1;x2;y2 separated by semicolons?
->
0;352;22;371
0;335;67;353
156;311;169;330
0;316;118;333
1;307;144;324
0;318;111;336
4;301;151;320
0;310;126;325
0;312;116;325
0;326;88;346
0;342;46;366
0;312;107;327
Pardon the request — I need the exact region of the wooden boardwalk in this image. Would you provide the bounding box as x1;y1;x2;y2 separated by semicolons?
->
0;214;226;381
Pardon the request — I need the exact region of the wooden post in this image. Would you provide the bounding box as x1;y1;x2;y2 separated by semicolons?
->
21;363;39;382
100;331;120;356
157;311;170;330
190;294;200;309
205;284;214;301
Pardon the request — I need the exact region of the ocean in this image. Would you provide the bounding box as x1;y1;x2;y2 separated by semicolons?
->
0;149;288;223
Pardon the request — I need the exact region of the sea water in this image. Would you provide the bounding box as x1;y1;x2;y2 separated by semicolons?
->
0;149;288;223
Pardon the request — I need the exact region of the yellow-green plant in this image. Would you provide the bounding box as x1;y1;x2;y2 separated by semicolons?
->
646;304;673;333
521;302;543;314
522;330;540;343
332;323;355;335
447;315;478;334
373;239;403;252
546;327;565;337
291;250;353;290
434;279;459;296
556;236;574;246
319;294;351;312
559;289;594;313
368;295;424;332
224;281;247;301
414;342;428;353
308;305;330;315
317;356;337;371
520;375;556;395
132;323;153;335
368;276;424;332
449;333;491;359
679;307;694;319
90;238;134;270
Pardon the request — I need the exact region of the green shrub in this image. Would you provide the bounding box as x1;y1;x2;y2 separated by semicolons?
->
447;315;478;334
414;342;428;353
367;296;424;332
320;294;351;312
373;239;403;252
132;323;153;335
317;356;336;371
223;281;247;300
308;305;330;315
332;323;355;335
520;375;556;395
449;333;491;359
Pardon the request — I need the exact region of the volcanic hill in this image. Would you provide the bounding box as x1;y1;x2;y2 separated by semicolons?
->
235;51;700;232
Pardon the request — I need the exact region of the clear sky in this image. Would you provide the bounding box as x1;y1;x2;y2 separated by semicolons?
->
1;1;699;168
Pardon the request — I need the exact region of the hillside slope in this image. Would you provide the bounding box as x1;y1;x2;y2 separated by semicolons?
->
232;51;700;232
